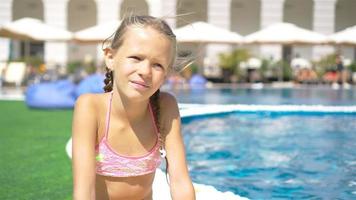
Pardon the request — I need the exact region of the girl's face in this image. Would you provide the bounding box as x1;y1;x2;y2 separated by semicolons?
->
105;26;174;101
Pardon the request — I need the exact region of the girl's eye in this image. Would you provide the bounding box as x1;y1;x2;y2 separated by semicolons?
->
154;63;163;69
129;56;141;61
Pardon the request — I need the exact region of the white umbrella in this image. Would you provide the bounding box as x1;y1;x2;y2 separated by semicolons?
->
0;17;72;41
173;21;243;44
328;25;356;45
244;23;327;45
73;20;121;43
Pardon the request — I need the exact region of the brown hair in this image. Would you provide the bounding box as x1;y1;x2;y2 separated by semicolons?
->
103;15;176;176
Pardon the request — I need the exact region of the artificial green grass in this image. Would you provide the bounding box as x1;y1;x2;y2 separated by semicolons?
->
0;100;73;200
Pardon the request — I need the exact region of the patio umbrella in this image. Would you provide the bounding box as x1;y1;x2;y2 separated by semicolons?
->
173;21;243;44
328;25;356;45
244;22;327;45
0;17;72;41
73;20;121;43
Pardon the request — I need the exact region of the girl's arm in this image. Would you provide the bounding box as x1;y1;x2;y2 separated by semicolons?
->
161;92;196;200
72;94;98;200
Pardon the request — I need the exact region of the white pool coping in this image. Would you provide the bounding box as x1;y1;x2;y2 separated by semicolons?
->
179;103;356;117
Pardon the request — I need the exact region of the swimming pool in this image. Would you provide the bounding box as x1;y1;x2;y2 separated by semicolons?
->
182;112;356;199
165;86;356;106
165;86;356;199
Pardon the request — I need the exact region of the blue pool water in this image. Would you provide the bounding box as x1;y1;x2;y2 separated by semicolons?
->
164;87;356;199
182;113;356;199
166;86;356;106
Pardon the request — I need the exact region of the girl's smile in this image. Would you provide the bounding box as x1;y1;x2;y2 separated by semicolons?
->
129;80;150;91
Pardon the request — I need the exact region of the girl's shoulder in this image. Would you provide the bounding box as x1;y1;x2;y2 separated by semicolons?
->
159;91;179;116
160;91;178;105
74;92;110;114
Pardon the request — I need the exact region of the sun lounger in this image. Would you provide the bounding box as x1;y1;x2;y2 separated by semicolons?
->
3;62;26;87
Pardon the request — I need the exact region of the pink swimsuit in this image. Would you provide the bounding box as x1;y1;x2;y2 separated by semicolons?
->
95;92;164;177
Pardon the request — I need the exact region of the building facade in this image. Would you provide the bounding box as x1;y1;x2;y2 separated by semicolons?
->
0;0;355;66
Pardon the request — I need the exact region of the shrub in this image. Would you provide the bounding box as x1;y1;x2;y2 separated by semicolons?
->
218;49;250;79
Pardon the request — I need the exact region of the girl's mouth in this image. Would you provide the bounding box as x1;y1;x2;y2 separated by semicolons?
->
130;80;150;90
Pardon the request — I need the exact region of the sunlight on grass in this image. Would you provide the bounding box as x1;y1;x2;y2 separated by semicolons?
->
0;100;73;199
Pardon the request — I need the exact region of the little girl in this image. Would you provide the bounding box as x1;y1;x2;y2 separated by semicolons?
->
72;15;195;200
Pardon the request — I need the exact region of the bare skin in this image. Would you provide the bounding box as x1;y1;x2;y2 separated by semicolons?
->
89;92;157;200
72;26;195;200
96;174;154;200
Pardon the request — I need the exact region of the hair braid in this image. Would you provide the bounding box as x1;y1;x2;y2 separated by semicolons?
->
149;90;169;177
103;67;113;92
149;90;160;131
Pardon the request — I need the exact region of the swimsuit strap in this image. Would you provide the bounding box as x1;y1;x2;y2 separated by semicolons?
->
148;102;164;147
103;92;165;157
103;91;114;140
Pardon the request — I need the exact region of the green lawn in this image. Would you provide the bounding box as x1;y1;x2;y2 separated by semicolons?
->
0;100;73;200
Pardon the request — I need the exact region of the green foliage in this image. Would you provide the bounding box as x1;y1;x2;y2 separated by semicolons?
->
281;60;293;81
9;56;44;68
263;59;293;81
260;59;270;74
314;53;338;77
218;49;250;77
259;58;273;81
219;53;235;70
190;62;199;74
26;56;44;68
67;61;83;74
347;62;356;72
67;60;97;75
85;62;97;74
269;60;290;81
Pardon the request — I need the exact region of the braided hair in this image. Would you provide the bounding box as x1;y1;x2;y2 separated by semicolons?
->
102;15;176;177
103;67;113;92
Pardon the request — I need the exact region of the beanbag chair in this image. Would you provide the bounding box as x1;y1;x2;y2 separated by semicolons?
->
74;73;105;98
25;79;76;109
189;74;207;89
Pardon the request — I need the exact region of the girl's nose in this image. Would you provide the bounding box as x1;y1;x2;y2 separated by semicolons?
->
138;60;152;77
